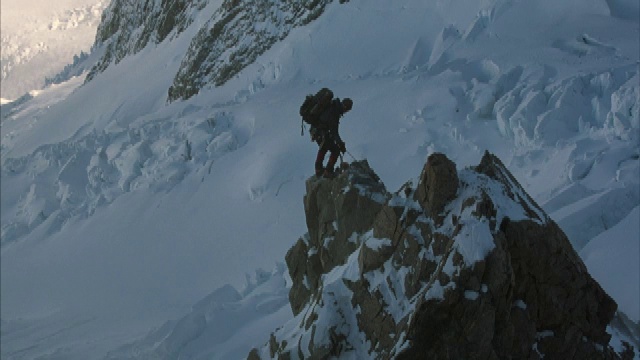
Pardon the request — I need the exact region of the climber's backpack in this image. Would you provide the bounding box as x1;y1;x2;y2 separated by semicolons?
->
299;88;334;132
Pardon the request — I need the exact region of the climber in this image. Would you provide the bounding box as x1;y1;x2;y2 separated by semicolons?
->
310;96;353;178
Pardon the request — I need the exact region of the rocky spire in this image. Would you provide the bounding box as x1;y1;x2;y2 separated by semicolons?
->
249;152;636;359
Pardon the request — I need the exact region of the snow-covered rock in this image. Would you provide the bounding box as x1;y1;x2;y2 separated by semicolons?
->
85;0;350;101
168;0;341;102
251;152;636;359
85;0;209;81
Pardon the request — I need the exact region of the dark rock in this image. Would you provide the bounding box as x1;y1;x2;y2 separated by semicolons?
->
168;0;336;101
476;150;547;223
251;152;631;360
87;0;353;100
414;152;459;221
284;237;313;315
87;0;208;82
286;160;387;316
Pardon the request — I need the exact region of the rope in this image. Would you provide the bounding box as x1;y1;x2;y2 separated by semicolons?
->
345;149;357;161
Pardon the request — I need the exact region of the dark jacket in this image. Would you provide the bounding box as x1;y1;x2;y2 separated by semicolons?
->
314;99;347;147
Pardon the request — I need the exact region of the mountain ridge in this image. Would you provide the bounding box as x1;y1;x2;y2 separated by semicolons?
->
85;0;210;82
249;152;635;359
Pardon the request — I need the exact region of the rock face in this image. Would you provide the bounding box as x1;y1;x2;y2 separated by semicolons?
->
86;0;208;81
168;0;338;102
414;152;459;221
287;160;388;316
86;0;347;101
249;152;633;359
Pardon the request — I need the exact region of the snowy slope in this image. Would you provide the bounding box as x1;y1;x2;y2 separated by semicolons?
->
1;0;639;358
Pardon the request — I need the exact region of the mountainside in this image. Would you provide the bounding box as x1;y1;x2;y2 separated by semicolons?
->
249;153;633;359
85;0;209;81
1;0;638;358
85;0;345;100
168;0;340;101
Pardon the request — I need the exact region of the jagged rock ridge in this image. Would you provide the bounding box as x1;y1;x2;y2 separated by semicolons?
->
249;152;634;359
167;0;342;101
86;0;208;81
85;0;346;101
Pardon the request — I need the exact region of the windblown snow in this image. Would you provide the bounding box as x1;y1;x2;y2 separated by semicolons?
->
1;0;638;359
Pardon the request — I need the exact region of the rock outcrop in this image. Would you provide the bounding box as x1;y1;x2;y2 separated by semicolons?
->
249;152;635;359
86;0;208;81
86;0;348;101
168;0;340;101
